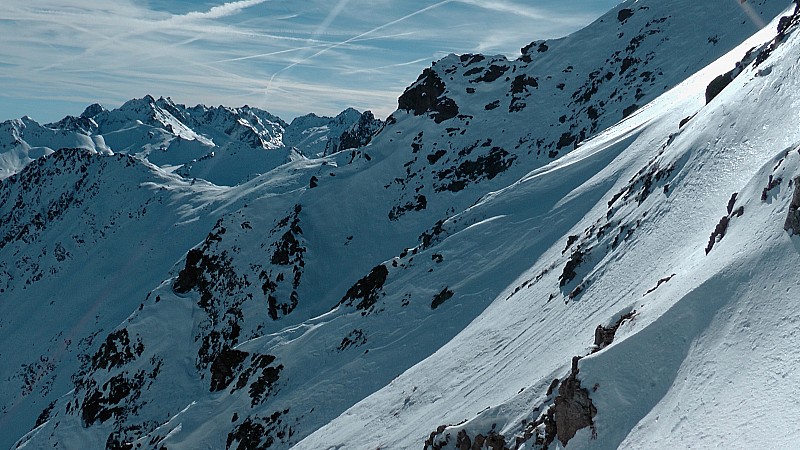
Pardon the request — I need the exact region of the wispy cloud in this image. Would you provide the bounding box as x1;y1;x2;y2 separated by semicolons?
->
454;0;548;20
0;0;622;123
178;0;270;21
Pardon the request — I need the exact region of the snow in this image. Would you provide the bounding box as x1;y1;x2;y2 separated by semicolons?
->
0;98;376;187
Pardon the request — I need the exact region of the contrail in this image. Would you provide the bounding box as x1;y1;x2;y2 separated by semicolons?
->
292;0;454;68
453;0;547;20
316;0;354;37
177;0;270;22
345;57;433;75
264;0;455;99
734;0;767;29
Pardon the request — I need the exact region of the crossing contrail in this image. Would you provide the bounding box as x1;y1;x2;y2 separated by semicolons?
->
264;0;455;99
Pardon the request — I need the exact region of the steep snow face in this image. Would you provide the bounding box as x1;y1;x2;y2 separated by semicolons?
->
4;1;799;449
0;98;380;186
296;4;800;449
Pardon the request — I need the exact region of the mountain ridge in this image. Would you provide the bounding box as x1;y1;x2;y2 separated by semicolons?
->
0;97;382;186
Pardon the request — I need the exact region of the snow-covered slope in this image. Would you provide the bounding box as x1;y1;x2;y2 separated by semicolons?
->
0;97;381;186
3;0;800;449
0;117;109;179
300;5;800;448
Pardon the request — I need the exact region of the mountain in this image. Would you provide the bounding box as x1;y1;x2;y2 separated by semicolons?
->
0;97;382;186
3;0;800;449
283;108;384;158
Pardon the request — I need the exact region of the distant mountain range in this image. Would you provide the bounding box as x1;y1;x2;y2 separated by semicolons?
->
1;97;382;186
3;1;800;449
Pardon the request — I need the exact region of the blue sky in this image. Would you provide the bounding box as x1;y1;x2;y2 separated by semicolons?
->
0;0;622;123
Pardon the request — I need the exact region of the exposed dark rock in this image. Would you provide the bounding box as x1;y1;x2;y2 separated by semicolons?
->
105;434;134;450
556;132;575;150
271;230;303;265
553;358;597;446
91;328;144;371
35;400;57;427
260;205;306;320
47;115;97;134
562;235;579;255
338;264;390;313
398;68;459;123
456;430;472;450
81;371;148;427
482;431;507;450
210;348;249;392
336;111;384;152
509;75;539;112
460;54;486;66
510;75;539;94
593;311;636;353
559;249;586;287
705;71;734;104
644;274;676;295
784;176;800;235
472;65;510;83
309;176;318;189
619;56;639;75
389;194;428;221
546;378;560;396
617;8;634;22
436;147;516;192
246;356;283;406
705;215;730;255
431;98;459;124
337;329;367;351
464;67;484;77
761;175;783;201
432;357;596;449
226;409;292;450
173;248;206;294
420;219;447;249
430;287;454;310
229;354;283;407
428;149;448;164
81;103;106;119
622;104;639;118
726;192;739;214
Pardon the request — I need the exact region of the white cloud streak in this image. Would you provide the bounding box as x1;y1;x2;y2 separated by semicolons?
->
178;0;270;21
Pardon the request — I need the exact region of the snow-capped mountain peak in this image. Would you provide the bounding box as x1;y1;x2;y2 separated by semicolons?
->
0;97;383;186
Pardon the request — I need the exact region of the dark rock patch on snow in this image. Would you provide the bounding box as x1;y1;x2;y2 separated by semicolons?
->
784;176;800;235
338;264;390;314
210;348;249;392
592;311;637;353
398;68;459;123
430;287;454;310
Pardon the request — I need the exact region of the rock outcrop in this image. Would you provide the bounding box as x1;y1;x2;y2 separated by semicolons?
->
784;176;800;235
